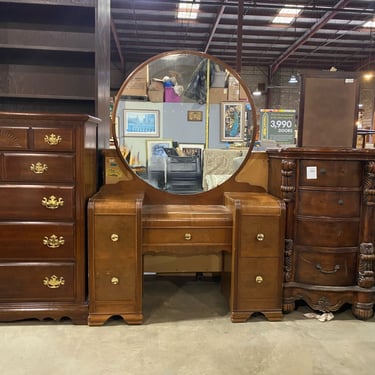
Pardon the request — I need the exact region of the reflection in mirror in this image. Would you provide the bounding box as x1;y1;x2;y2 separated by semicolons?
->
112;50;256;194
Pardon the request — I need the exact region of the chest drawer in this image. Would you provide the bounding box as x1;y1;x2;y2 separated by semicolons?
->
0;263;75;300
297;190;361;217
2;153;74;183
0;127;29;150
0;185;74;220
238;216;281;258
299;160;362;187
295;249;357;286
0;222;74;260
295;218;359;247
33;127;74;151
143;227;232;247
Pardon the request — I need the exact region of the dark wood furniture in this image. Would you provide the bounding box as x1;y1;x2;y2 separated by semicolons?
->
0;0;110;148
0;111;99;324
267;147;375;319
88;182;285;325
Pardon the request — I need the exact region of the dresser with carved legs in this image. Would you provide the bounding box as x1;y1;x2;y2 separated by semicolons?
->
0;112;99;324
267;148;375;319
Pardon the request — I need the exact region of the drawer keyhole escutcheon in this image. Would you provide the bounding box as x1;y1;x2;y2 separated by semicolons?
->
44;133;62;146
111;277;119;285
338;199;344;205
184;233;192;241
111;233;119;242
43;234;65;248
41;195;64;209
320;168;327;174
256;233;265;241
43;275;65;289
255;275;263;284
30;162;48;174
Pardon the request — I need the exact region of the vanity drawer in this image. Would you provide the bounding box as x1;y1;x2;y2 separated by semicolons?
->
0;263;75;300
143;227;232;248
238;216;281;258
236;258;282;310
295;249;357;286
0;185;74;220
93;259;137;302
33;127;74;151
0;127;29;150
0;222;74;260
295;218;359;247
2;153;75;183
299;160;361;187
92;215;138;260
297;190;361;217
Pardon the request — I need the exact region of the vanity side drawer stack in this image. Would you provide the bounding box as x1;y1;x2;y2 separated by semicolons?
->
88;194;144;326
225;192;285;322
0;112;98;324
295;160;362;287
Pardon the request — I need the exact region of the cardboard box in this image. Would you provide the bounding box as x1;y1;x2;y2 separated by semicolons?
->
124;65;148;97
209;87;228;103
212;71;226;87
228;76;240;101
148;80;164;102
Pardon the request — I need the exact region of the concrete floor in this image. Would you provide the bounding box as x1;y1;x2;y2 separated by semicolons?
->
1;275;375;375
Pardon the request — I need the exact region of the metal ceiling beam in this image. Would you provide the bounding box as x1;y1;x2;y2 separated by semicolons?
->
236;0;244;73
269;0;352;78
204;2;226;53
110;17;125;73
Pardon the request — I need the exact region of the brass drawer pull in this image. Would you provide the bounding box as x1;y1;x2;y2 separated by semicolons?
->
184;233;192;241
111;233;119;242
319;168;327;175
255;275;263;284
41;195;64;209
44;133;62;146
111;277;119;285
43;234;65;248
43;275;65;289
337;199;344;205
30;162;48;174
315;264;340;274
256;233;265;241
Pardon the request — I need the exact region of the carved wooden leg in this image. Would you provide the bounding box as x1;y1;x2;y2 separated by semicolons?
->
352;302;374;320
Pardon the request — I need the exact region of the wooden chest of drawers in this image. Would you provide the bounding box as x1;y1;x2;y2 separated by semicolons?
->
267;148;375;319
0;112;99;324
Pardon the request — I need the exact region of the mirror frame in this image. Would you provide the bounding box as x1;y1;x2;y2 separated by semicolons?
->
111;50;259;197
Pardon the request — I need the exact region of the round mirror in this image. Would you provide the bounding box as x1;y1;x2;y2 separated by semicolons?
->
112;50;257;195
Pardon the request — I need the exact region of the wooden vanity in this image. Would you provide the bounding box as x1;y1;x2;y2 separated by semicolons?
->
87;182;285;325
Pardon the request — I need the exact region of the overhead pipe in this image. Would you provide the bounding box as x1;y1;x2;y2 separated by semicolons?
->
236;0;244;73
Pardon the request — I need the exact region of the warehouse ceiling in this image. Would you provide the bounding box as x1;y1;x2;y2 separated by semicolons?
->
110;0;375;77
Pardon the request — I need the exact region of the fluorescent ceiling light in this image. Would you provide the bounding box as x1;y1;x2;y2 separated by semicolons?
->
253;89;262;96
272;5;302;25
288;74;298;84
363;20;375;28
177;0;200;20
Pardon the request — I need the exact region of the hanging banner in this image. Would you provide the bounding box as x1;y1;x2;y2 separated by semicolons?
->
260;109;296;144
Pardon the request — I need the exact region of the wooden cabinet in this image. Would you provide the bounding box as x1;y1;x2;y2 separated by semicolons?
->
0;1;110;147
267;148;375;319
87;186;285;325
224;192;285;322
0;112;99;324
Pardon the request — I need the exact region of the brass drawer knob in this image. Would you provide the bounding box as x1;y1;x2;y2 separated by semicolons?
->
256;233;265;241
337;199;344;205
111;276;119;285
43;234;65;248
44;133;62;146
255;275;263;284
111;233;119;242
30;162;48;174
41;195;64;210
184;233;192;241
43;275;65;289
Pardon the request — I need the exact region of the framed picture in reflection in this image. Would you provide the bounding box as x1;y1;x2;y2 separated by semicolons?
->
124;109;160;137
221;102;244;142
